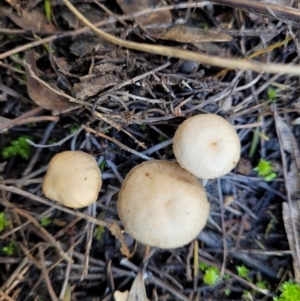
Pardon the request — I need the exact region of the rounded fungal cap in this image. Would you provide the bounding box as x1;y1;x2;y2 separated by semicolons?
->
173;114;241;179
43;151;102;208
117;160;210;249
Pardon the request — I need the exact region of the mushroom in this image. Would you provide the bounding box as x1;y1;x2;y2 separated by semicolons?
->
42;151;102;208
117;160;210;249
173;114;241;179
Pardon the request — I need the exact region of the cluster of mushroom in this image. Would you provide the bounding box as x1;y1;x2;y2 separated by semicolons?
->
42;114;240;250
118;114;241;249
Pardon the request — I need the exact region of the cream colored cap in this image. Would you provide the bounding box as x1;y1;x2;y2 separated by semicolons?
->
117;160;210;249
173;114;241;179
43;151;102;208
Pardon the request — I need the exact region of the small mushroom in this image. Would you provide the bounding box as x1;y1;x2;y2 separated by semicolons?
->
173;114;241;179
117;160;210;249
42;151;102;208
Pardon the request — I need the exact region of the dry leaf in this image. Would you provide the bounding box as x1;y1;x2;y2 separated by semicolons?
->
114;272;149;301
160;25;233;43
25;50;77;115
109;222;130;257
127;272;149;301
114;290;129;301
282;203;300;281
115;0;171;38
73;74;121;100
274;109;300;282
0;6;56;33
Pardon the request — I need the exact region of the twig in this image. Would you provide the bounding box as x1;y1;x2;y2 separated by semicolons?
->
0;290;15;301
0;106;43;133
0;258;28;291
82;125;152;160
61;0;300;75
217;178;227;278
1;196;73;263
0;184;112;228
38;246;59;301
23;121;57;177
26;127;84;148
81;204;96;280
198;255;271;296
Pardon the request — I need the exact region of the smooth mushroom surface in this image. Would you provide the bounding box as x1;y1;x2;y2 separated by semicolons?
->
117;160;210;249
43;151;102;208
173;114;241;179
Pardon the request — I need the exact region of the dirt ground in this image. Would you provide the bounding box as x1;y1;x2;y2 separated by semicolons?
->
1;0;300;300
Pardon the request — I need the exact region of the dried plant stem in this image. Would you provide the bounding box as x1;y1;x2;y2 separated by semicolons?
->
62;0;300;75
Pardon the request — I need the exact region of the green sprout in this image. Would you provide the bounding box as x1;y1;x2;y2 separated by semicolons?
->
69;125;79;134
224;288;231;296
48;138;57;144
26;123;37;128
203;266;220;286
199;262;230;286
40;217;52;227
140;124;147;132
158;135;165;142
94;225;105;241
267;86;278;102
2;242;15;256
2;136;33;160
199;261;208;271
256;281;268;290
254;158;277;182
242;290;253;301
237;265;251;282
99;160;106;171
0;212;9;232
274;281;300;301
94;213;106;240
44;0;52;22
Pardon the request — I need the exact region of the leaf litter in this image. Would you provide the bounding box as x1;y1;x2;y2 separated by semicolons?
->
0;0;300;300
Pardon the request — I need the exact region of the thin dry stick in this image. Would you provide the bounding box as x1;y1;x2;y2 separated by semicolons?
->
91;111;146;149
4;265;29;299
198;255;271;296
0;184;112;228
0;258;28;291
1;196;73;263
0;290;15;301
211;0;300;25
19;243;42;269
81;203;96;280
82;125;152;161
102;62;171;95
0;207;54;240
38;246;59;301
0;2;211;61
0;106;43;133
58;249;73;301
62;0;300;75
217;178;227;278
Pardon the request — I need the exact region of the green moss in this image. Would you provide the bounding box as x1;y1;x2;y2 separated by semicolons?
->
274;281;300;301
2;136;33;160
254;158;277;182
203;266;220;286
0;212;9;232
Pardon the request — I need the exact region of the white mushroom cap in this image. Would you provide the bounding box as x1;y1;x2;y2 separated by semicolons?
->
42;151;102;208
117;160;210;249
173;114;241;179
